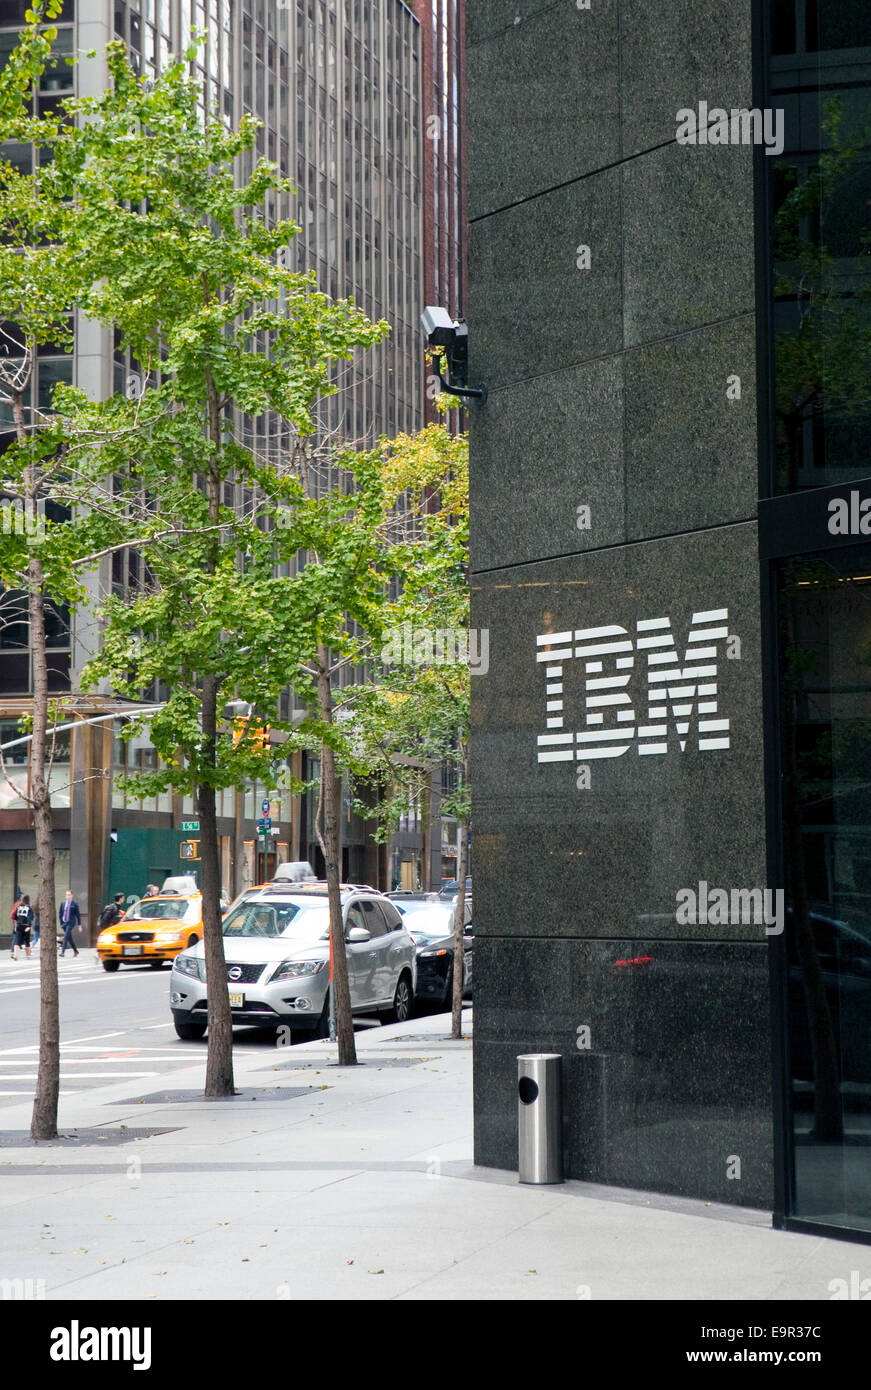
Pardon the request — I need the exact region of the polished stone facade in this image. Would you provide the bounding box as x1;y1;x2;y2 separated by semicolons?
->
467;0;772;1206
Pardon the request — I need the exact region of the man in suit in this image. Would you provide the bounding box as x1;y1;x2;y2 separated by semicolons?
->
58;889;81;957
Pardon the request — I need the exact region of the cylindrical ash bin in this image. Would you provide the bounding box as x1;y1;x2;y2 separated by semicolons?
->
517;1053;563;1184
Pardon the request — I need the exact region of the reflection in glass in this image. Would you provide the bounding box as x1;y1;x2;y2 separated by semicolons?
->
780;547;871;1231
771;3;871;491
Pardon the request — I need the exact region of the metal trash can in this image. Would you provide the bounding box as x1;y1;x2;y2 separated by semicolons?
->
517;1053;563;1184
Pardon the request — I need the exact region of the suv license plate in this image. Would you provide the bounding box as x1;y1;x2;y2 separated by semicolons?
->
229;992;244;1007
122;946;143;956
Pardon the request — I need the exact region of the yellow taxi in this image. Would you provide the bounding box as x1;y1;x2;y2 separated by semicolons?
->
97;892;207;972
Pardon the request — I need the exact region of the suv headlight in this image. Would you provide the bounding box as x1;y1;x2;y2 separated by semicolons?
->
174;954;201;979
272;959;326;981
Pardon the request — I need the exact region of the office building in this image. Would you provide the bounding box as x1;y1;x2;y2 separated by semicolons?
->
468;0;871;1242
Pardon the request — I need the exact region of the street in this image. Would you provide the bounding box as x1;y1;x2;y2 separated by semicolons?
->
0;948;379;1110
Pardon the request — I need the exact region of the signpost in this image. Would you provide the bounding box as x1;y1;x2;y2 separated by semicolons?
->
257;812;274;883
180;819;199;832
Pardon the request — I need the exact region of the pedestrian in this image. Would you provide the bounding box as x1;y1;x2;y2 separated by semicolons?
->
9;889;21;956
97;893;126;930
32;899;40;947
58;889;81;957
12;894;34;960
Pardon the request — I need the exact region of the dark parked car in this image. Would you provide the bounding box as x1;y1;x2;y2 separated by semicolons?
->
437;877;472;903
389;896;473;1010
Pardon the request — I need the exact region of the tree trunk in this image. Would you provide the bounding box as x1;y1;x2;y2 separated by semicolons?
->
17;371;61;1138
421;780;431;890
201;685;234;1096
200;369;234;1095
451;813;468;1039
315;648;356;1065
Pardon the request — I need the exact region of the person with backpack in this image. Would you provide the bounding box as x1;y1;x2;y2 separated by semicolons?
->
12;895;34;960
98;894;126;930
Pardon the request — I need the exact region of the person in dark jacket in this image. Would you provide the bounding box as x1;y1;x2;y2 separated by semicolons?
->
97;893;126;930
58;890;81;957
12;895;34;960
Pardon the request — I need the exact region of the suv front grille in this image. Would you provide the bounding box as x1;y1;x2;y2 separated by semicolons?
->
225;963;265;984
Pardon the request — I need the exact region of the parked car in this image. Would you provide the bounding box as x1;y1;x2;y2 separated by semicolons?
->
169;884;416;1041
390;896;473;1009
437;877;472;902
97;892;211;972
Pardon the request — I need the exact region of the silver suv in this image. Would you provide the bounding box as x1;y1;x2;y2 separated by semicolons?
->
169;885;416;1041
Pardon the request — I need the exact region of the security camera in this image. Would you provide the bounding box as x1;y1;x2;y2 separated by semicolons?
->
420;305;458;349
419;305;486;404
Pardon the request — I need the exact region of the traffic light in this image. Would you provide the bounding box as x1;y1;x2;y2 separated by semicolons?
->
231;718;270;753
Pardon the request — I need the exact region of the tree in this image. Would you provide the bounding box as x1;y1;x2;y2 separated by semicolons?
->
72;41;388;1094
331;424;471;1036
0;1;145;1140
216;424;470;1064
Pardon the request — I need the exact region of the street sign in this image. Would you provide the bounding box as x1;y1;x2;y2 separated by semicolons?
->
180;840;200;860
257;826;269;837
261;799;270;815
180;820;199;832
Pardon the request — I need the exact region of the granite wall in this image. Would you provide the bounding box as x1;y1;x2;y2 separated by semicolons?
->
467;0;772;1206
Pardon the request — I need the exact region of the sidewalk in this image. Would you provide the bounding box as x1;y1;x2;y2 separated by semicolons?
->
1;1009;870;1300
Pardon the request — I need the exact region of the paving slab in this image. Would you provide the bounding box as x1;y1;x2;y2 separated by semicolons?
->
2;1007;871;1300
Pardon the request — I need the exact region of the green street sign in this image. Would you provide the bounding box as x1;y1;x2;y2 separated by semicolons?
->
181;820;200;832
257;826;269;836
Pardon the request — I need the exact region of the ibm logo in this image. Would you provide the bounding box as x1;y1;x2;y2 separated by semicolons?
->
536;608;733;763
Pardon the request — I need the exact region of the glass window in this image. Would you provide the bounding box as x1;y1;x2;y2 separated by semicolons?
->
37;357;72;414
779;544;871;1233
223;899;329;939
40;28;74;93
770;2;871;492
